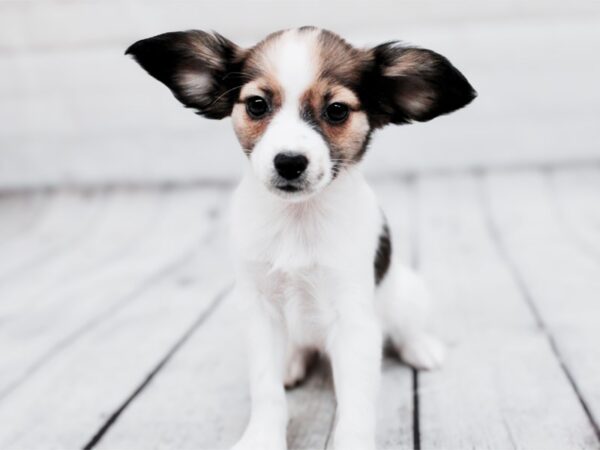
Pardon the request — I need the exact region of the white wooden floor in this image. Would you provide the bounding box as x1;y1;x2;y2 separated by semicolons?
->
1;166;600;450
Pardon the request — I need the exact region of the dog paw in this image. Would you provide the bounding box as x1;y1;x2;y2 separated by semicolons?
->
400;333;445;370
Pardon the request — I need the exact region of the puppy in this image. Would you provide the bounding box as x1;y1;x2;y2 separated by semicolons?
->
127;27;476;450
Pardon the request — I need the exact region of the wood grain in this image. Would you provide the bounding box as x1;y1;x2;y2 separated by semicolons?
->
1;167;599;449
416;174;597;449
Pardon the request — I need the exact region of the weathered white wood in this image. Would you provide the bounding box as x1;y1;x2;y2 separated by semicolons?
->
485;170;600;439
0;225;231;449
415;174;597;449
0;191;107;279
92;286;247;450
0;190;155;314
549;168;600;427
373;179;415;450
287;361;336;450
0;193;48;246
0;189;225;399
1;168;600;449
375;357;414;450
549;167;600;259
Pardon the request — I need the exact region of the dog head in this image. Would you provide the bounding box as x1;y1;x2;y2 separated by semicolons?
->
127;27;476;200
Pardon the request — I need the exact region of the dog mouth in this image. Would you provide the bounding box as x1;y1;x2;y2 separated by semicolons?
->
276;183;303;193
268;171;329;199
271;174;308;194
270;178;312;198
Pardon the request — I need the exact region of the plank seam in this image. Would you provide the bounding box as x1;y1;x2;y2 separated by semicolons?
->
81;283;233;450
0;209;222;403
0;246;198;403
2;160;600;198
476;171;600;444
411;370;421;450
407;174;422;450
323;405;337;450
0;179;234;198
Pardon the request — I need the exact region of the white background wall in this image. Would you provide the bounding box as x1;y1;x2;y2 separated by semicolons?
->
1;1;599;188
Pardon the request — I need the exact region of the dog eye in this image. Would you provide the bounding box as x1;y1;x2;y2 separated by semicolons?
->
246;96;269;119
324;102;349;124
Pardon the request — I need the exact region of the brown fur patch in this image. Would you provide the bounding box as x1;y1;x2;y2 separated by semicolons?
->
316;30;371;87
229;31;290;153
311;30;373;163
231;75;284;153
300;79;370;163
325;111;370;162
232;103;272;153
231;28;373;160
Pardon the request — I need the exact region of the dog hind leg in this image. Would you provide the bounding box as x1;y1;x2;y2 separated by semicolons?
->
376;262;445;370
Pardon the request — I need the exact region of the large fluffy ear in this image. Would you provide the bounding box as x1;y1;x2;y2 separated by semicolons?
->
363;42;477;128
126;31;244;119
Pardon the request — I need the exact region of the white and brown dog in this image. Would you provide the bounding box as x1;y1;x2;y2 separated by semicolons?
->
127;27;476;450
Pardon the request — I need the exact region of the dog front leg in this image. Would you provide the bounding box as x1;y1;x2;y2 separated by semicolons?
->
232;284;288;450
327;289;382;450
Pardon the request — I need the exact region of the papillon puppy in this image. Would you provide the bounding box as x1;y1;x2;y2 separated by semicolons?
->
127;26;476;450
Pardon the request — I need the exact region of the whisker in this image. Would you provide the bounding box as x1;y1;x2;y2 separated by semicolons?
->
330;158;358;164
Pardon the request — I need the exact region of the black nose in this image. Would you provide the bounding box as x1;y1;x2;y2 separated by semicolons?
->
274;153;308;181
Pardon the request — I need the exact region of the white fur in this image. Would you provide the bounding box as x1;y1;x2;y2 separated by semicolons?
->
229;30;444;450
249;30;333;202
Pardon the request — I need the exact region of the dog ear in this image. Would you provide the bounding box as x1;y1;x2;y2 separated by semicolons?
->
363;42;477;128
126;30;244;119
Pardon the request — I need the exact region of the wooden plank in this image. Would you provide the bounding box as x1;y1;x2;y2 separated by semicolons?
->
91;285;247;450
375;357;414;450
0;188;224;400
549;167;600;259
0;221;231;449
287;360;335;450
0;190;107;280
415;174;597;449
0;189;156;315
373;179;416;450
548;167;600;428
0;192;49;246
484;170;600;441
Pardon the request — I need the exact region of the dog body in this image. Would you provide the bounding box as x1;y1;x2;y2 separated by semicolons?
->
127;27;475;450
230;164;438;450
232;166;382;370
231;163;438;371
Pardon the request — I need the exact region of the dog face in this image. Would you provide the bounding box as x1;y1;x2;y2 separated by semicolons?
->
127;27;476;200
